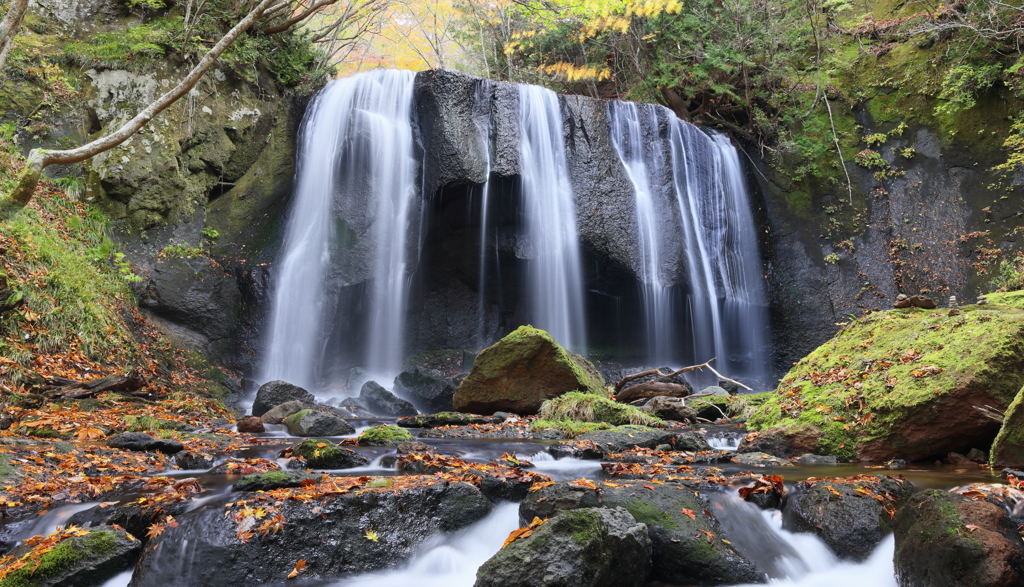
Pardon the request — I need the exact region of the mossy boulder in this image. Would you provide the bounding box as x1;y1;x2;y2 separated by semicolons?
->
396;412;494;428
748;299;1024;461
290;439;367;469
474;507;651;587
282;410;355;437
520;481;761;584
453;326;605;415
0;526;141;587
893;489;1024;586
538;392;664;427
234;471;319;492
990;384;1024;468
358;424;413;446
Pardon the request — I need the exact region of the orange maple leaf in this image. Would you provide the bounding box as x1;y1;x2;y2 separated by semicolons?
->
287;560;307;579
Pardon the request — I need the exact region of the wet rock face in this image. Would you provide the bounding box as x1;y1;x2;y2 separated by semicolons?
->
738;427;820;458
893;489;1024;587
783;474;914;561
129;482;493;587
251;380;315;417
576;426;677;455
359;381;418;417
290;439;367;469
106;432;183;454
520;482;762;585
452;326;605;415
235;416;264;433
281;410;355;437
392;366;456;414
475;507;652;587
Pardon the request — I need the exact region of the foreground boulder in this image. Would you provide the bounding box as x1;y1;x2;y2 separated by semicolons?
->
282;409;355;437
131;480;493;587
252;380;315;417
358;424;414;446
453;326;605;415
0;525;141;587
475;507;651;587
520;481;762;584
893;489;1024;586
393;366;456;413
747;295;1024;461
783;475;913;560
359;381;418;417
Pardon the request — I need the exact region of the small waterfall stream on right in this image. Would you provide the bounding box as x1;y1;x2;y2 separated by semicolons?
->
607;100;770;383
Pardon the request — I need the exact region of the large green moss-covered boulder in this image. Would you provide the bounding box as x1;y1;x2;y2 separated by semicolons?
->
0;526;141;587
453;326;605;415
990;384;1024;467
747;293;1024;462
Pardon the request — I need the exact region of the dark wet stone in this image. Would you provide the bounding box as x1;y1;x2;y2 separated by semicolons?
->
107;432;183;454
252;380;315;417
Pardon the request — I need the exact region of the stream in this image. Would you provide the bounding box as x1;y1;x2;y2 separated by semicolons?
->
14;418;1008;587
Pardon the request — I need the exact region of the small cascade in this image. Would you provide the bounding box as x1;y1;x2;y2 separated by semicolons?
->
668;120;769;382
473;79;493;349
518;85;587;351
260;69;417;389
607;101;673;363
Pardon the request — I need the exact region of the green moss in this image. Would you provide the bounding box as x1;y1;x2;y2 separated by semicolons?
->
293;439;345;462
247;471;290;483
620;497;678;530
557;509;603;544
358;424;413;445
474;326;605;392
538;391;663;427
748;303;1024;457
124;416;187;432
282;410;312;429
530;418;612;438
0;530;119;587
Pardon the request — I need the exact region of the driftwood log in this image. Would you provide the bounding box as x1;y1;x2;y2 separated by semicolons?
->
37;370;149;399
613;358;752;403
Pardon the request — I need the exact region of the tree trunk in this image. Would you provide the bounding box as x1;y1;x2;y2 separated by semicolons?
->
0;0;277;218
0;0;29;75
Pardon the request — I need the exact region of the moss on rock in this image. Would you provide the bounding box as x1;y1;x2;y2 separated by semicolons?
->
358;424;413;446
748;302;1024;461
538;391;663;428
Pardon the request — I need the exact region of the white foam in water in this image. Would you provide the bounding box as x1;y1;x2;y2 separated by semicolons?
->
337;502;520;587
735;509;897;587
100;571;132;587
527;453;603;481
707;435;741;451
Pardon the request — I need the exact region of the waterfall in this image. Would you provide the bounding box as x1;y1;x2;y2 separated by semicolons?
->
607;101;673;363
260;70;417;390
668;121;768;381
609;99;769;382
518;85;587;352
474;79;493;349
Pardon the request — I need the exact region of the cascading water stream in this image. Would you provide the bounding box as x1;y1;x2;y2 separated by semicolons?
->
608;101;673;363
668;118;769;382
518;85;587;352
260;69;417;390
474;79;493;349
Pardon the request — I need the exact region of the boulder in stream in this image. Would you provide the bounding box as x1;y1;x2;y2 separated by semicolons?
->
520;481;762;584
783;474;913;561
576;425;676;454
130;480;493;587
282;409;355;437
452;326;605;415
396;412;496;428
259;400;306;424
359;381;418;417
393;366;456;413
0;525;141;587
235;416;264;433
107;432;183;454
251;380;315;417
288;439;367;469
234;471;320;492
475;507;651;587
358;424;414;445
893;489;1024;586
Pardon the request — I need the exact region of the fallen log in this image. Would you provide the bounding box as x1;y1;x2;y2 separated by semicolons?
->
613;382;691;403
39;370;148;399
613;358;752;396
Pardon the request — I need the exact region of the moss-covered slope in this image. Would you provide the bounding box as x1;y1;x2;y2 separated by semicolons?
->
748;293;1024;461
